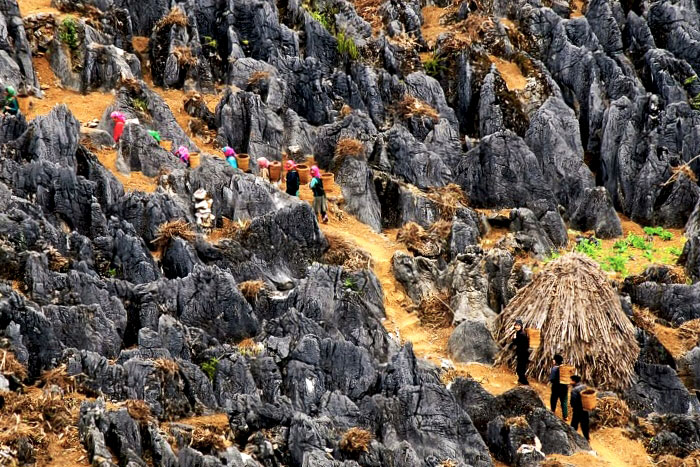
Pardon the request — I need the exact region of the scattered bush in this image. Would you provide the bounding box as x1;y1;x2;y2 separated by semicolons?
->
335;138;364;158
200;357;219;381
132;96;149;113
152;219;196;250
415;291;453;328
603;255;627;275
173;45;198;66
203;35;218;48
684;75;698;86
322;230;373;271
340;427;372;453
310;9;334;31
669;246;683;256
424;50;446;77
397;95;440;122
157;8;188;28
643;226;674;241
1;350;28;380
426;184;469;219
337;31;359;60
238;280;265;302
191;427;228;453
126;399;153;422
58;16;79;49
237;338;264;357
247;70;270;86
574;237;601;257
154;358;179;375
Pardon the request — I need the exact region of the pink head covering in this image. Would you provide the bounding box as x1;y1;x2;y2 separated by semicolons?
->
176;145;190;162
110;111;126;123
311;165;321;178
285;160;296;171
223;146;236;157
257;157;270;169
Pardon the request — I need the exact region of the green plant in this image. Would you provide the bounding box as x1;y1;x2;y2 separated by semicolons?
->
643;226;674;241
108;267;117;277
200;357;219;381
133;96;149;113
424;51;446;78
691;93;700;111
613;240;628;253
669;246;683;256
643;249;654;261
543;251;561;263
574;238;601;257
203;35;217;48
59;16;79;49
684;75;698;86
343;276;359;291
626;233;650;250
604;255;627;275
336;32;359;60
310;9;333;31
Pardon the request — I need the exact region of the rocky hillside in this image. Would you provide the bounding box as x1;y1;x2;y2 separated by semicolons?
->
1;0;700;465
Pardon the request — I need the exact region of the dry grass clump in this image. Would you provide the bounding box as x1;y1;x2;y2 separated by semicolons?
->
152;219;196;250
655;453;700;467
339;427;372;453
1;350;28;381
126;399;153;422
505;416;529;428
494;254;639;391
119;76;142;93
219;218;251;240
247;70;270;86
593;396;631;428
40;364;75;392
154;358;179;375
335;138;365;158
678;319;700;349
426;184;469;220
237;338;264;357
238;280;265;302
157;8;188;28
397;221;450;257
397;95;439;122
414;291;453;329
438;460;458;467
339;104;353;118
191;427;229;452
173;46;198;66
322;230;373;271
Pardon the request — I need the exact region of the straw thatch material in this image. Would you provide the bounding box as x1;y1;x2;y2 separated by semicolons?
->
494;253;639;391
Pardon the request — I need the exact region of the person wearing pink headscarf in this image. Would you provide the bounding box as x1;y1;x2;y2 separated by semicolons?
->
309;165;328;223
257;157;270;182
285;160;299;196
110;111;126;143
176;146;190;166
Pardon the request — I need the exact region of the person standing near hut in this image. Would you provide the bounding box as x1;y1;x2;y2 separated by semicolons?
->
257;157;270;182
309;166;329;223
570;375;590;441
511;319;530;385
550;354;568;420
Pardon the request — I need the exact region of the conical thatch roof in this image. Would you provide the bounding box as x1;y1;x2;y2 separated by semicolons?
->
494;253;639;391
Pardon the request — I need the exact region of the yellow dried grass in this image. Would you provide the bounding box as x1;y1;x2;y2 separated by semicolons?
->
397;95;439;122
238;280;265;302
322;230;373;271
339;427;372;453
173;46;198;66
1;350;28;380
157;8;188;28
593;396;631;428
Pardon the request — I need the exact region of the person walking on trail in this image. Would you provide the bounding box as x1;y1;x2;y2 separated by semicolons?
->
309;165;328;223
257;157;270;182
110;111;126;143
223;146;238;169
570;375;590;441
550;354;569;420
285;160;300;197
511;319;530;385
2;86;19;116
176;146;190;166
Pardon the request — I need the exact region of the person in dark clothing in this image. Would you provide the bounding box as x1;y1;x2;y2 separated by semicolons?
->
2;86;19;116
511;319;530;385
569;375;590;441
550;354;568;419
285;160;300;197
309;165;328;223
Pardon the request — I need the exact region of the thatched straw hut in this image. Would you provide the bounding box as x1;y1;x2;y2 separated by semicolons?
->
494;253;639;391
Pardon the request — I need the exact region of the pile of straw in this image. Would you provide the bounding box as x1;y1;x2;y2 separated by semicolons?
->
397;95;439;122
322;230;373;271
592;396;631;428
414;291;453;328
152;219;196;251
426;184;469;219
494;254;639;391
340;427;372;453
397;221;450;257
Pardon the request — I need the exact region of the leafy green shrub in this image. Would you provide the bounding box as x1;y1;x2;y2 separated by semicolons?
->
691;93;700;111
310;10;333;31
336;32;359;60
59;16;79;49
203;35;218;48
684;75;698;86
613;240;628;253
669;246;683;256
643;226;673;241
604;255;627;275
343;276;359;291
132;96;149;113
200;357;219;381
575;238;601;257
424;52;446;78
626;233;650;250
